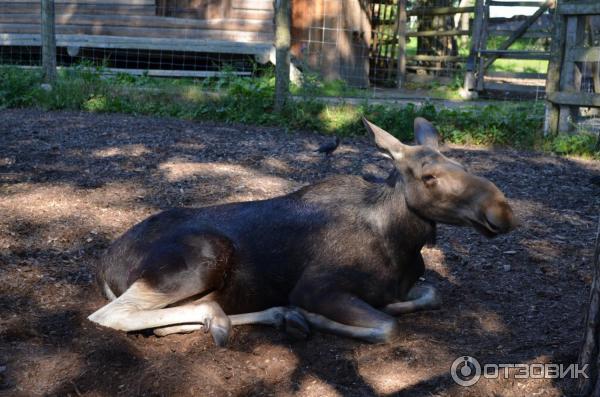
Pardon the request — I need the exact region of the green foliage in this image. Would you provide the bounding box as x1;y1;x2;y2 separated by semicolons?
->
0;66;598;160
548;133;599;158
0;66;41;108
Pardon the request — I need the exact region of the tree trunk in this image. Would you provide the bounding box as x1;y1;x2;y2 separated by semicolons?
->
579;217;600;396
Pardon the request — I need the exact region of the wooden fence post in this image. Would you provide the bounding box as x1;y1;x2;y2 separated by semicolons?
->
41;0;57;83
462;0;484;98
274;0;291;112
396;0;407;88
545;0;564;136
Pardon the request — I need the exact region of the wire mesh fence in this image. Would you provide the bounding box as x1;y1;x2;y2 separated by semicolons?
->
0;0;275;77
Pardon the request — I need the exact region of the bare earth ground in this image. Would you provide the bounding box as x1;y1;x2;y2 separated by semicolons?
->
0;109;599;397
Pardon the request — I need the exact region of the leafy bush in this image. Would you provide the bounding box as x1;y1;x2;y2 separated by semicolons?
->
0;66;41;108
549;133;599;158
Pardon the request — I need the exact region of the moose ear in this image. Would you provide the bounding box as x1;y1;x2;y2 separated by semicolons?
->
414;117;440;148
362;117;407;159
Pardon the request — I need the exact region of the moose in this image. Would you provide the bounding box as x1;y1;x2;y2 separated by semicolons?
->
88;118;515;346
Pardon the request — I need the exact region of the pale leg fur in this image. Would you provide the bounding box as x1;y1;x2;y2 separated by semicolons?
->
382;283;442;316
88;281;231;345
155;307;312;339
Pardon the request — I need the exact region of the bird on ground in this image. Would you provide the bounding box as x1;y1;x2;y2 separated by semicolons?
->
315;136;340;156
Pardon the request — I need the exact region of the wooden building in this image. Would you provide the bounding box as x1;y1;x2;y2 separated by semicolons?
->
0;0;372;84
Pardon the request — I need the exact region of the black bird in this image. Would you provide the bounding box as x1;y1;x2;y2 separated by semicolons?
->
315;136;340;156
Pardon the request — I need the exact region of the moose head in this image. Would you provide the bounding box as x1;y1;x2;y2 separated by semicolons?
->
363;117;516;237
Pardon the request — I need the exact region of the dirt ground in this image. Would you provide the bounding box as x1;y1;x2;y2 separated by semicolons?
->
0;109;599;397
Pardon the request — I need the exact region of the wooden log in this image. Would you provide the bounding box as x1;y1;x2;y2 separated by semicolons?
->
547;92;600;108
396;0;407;88
274;0;291;112
482;0;553;71
578;218;600;396
406;29;470;37
406;6;474;17
41;0;56;83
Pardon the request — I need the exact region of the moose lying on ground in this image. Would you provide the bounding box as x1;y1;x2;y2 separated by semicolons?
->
88;118;515;346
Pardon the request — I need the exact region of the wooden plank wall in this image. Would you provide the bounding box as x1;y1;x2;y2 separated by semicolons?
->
291;0;371;87
0;0;274;43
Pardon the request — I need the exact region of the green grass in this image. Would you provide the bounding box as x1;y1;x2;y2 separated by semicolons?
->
0;66;598;159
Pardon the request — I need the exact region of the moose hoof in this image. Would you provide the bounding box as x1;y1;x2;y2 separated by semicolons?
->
205;316;231;347
273;308;310;340
284;309;310;340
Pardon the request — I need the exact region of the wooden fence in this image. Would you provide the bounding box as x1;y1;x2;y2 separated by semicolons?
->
546;1;600;135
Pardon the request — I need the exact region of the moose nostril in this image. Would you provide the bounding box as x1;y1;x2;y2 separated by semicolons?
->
485;204;514;233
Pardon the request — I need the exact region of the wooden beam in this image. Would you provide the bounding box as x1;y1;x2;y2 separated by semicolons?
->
547;92;600;108
479;50;550;60
0;3;156;16
482;0;553;70
558;3;600;15
396;0;407;88
274;0;290;112
0;23;274;42
558;16;583;132
544;3;564;136
406;6;474;17
488;1;548;7
41;0;56;83
463;0;484;96
407;55;467;62
17;65;252;77
0;14;274;33
569;46;600;62
0;33;274;56
406;29;470;37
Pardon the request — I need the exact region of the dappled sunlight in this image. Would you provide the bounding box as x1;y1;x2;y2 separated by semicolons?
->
295;376;342;396
92;145;151;159
159;159;303;201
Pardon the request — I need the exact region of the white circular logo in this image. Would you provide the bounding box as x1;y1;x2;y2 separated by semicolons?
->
451;356;481;387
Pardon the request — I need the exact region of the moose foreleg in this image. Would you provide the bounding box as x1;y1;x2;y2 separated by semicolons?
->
230;307;310;339
291;290;401;344
156;306;311;339
382;283;441;316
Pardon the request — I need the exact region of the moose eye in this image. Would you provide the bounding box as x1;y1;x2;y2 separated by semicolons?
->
422;174;436;184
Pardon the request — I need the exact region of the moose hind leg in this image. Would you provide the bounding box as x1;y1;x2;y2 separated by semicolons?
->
88;231;236;346
382;283;442;316
88;281;232;346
